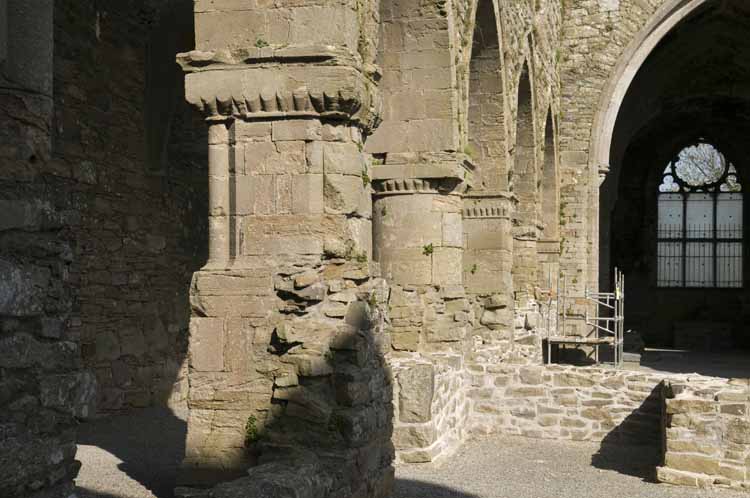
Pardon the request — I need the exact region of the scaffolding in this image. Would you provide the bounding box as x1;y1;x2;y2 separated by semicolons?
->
546;268;625;367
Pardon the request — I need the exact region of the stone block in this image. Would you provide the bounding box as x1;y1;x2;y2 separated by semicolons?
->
519;367;543;385
379;248;433;285
720;404;746;416
272;119;322;141
426;323;464;343
292;174;324;214
656;467;699;487
507;386;546;397
40;372;97;419
393;424;437;450
398;363;434;423
119;327;147;358
275;173;292;214
0;259;49;316
305;141;324;172
224;318;255;373
666;398;715;415
189;318;225;372
442;212;463;247
432;247;462;285
726;419;750;444
235;174;274;215
665;453;720;476
0;200;43;231
391;329;420;351
95;330;121;362
233;120;271;140
324;174;364;215
554;372;595;388
323;142;363;175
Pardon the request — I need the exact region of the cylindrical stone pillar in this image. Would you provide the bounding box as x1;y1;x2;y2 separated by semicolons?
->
373;179;463;288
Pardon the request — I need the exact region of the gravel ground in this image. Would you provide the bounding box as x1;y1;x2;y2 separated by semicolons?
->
76;409;744;498
394;435;745;498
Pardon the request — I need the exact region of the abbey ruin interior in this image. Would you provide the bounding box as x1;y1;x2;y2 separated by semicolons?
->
2;0;750;497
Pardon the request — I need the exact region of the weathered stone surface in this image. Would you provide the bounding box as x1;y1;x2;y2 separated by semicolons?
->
398;363;434;423
189;318;225;372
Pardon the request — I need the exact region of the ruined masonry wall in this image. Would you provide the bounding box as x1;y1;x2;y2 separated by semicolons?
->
1;1;207;497
178;118;394;498
660;378;750;491
57;1;208;413
467;365;663;444
559;0;662;299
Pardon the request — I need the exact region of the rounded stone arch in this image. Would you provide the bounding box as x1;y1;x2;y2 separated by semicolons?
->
589;0;710;172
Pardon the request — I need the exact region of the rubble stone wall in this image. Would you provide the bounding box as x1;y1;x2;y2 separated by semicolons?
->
659;378;750;491
1;1;207;496
57;0;208;413
467;365;664;444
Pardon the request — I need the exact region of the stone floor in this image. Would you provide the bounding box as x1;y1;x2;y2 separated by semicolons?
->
638;349;750;379
393;435;746;498
75;407;746;498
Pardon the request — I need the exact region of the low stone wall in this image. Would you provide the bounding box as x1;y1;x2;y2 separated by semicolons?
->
467;364;664;445
658;377;750;491
391;353;470;464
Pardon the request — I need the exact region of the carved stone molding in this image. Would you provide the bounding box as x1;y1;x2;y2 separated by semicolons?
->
462;191;516;219
371;152;474;196
179;54;381;131
512;224;540;241
372;178;468;195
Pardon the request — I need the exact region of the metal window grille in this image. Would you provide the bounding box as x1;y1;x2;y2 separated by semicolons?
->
657;201;743;288
656;144;743;289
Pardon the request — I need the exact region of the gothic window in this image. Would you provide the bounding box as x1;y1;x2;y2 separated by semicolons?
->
657;143;743;287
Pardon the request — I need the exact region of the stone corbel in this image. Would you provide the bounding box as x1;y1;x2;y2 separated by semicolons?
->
598;163;611;186
371;152;475;196
177;48;381;132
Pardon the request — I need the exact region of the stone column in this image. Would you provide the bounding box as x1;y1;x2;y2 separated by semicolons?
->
372;155;470;291
175;1;394;495
462;191;516;341
371;153;472;463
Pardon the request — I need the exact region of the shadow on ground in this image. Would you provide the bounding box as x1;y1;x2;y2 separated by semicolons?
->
392;480;481;498
76;407;187;498
591;384;662;482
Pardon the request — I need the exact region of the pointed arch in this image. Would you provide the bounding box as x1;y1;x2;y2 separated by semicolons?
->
513;62;536;221
366;0;458;153
512;61;539;298
466;0;506;191
540;109;558;241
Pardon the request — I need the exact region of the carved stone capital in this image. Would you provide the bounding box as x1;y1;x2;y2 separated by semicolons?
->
462;191;516;219
371;152;474;196
178;48;381;132
512;224;540;241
